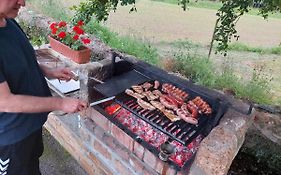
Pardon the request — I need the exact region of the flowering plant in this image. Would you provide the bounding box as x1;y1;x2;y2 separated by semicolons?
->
49;20;91;50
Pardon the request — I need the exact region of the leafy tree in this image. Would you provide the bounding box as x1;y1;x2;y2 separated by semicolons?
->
71;0;281;53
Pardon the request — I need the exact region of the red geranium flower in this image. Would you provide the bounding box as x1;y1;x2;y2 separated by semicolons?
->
73;26;84;35
49;20;91;51
58;21;67;28
77;20;84;26
82;38;91;44
58;31;66;39
73;35;79;40
50;22;57;30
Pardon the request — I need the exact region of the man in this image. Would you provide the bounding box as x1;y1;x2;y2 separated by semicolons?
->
0;0;88;174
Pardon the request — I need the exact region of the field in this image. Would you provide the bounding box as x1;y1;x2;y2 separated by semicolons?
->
26;0;281;103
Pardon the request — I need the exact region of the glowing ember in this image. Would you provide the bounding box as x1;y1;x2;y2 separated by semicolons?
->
105;103;121;115
108;108;204;167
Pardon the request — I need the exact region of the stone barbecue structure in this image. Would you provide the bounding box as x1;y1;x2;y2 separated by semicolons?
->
19;7;255;175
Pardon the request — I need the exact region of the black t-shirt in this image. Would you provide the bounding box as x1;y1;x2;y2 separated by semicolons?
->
0;19;51;146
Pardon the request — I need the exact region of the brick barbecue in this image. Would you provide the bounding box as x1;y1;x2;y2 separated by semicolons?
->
36;48;255;175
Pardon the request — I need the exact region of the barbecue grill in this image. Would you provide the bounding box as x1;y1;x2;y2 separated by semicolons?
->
89;56;229;170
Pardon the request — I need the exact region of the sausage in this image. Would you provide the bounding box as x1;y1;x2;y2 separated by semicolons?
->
176;109;198;125
159;95;178;110
162;83;189;101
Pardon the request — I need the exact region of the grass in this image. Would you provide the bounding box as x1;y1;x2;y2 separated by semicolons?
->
228;43;281;55
26;0;70;21
85;20;160;65
151;0;281;19
173;52;273;104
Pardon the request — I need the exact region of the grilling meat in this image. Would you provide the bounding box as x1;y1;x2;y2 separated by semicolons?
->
150;100;165;111
162;83;189;101
137;98;156;110
187;101;199;118
143;91;158;101
152;90;162;97
176;108;198;125
131;85;143;94
154;80;160;89
142;82;153;91
125;89;145;99
159;95;178;110
163;109;180;122
192;97;212;115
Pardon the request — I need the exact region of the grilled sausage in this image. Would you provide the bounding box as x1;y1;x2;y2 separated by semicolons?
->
159;95;178;110
176;108;198;125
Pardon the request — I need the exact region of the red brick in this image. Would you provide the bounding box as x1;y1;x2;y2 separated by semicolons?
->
88;152;113;175
114;144;130;161
133;141;145;160
93;125;106;140
143;149;157;170
114;159;133;175
111;124;134;151
128;154;145;174
89;109;110;132
154;159;166;174
93;140;112;161
102;134;117;150
79;126;91;143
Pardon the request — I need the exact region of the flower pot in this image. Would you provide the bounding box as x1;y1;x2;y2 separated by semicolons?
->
48;36;91;64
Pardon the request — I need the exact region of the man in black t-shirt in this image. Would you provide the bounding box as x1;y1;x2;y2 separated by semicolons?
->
0;0;88;174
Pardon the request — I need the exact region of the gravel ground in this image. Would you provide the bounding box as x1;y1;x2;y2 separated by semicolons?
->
40;128;88;175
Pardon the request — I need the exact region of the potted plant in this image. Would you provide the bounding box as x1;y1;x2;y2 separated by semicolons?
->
49;20;92;64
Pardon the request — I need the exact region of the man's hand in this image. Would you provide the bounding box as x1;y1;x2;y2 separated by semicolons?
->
60;97;88;113
40;65;76;81
51;68;75;82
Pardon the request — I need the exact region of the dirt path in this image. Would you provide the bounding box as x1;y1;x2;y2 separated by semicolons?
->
105;0;281;47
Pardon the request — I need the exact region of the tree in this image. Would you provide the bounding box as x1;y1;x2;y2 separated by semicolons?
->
71;0;281;53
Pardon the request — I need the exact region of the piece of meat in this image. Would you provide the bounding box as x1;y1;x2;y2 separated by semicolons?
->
131;85;143;94
177;108;198;125
187;101;199;118
142;82;153;91
162;83;189;101
152;90;162;97
159;95;178;110
192;96;212;115
150;100;165;111
143;91;158;101
162;109;180;122
137;98;155;110
154;80;160;89
125;89;144;99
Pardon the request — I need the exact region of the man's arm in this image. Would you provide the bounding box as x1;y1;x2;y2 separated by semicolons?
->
0;82;87;113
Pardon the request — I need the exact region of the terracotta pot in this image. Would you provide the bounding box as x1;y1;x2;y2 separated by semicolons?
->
48;36;91;64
